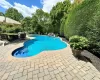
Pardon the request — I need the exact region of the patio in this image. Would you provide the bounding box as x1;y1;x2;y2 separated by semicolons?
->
0;41;100;80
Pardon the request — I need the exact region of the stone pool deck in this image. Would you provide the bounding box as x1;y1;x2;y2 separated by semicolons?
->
0;41;100;80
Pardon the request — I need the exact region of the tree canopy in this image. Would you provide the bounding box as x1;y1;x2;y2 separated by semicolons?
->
50;0;71;34
34;9;51;33
5;8;23;21
21;9;51;34
21;17;32;33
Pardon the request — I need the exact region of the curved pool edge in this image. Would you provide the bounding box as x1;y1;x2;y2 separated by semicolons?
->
10;36;69;59
59;37;69;46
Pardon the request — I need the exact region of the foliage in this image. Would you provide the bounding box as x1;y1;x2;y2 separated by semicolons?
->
64;0;100;54
31;9;51;34
5;8;23;21
0;0;71;35
31;15;43;34
0;12;4;16
0;24;22;33
60;15;67;36
35;9;51;34
50;0;71;34
21;9;51;34
21;17;32;33
69;35;89;50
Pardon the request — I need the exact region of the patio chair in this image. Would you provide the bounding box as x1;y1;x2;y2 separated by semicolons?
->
0;40;9;46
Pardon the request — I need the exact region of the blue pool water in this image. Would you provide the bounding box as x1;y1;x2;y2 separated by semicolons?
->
12;35;67;58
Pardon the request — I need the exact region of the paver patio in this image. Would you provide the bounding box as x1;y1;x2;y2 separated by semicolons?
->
0;40;100;80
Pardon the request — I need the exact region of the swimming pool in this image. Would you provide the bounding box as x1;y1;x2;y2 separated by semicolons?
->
12;35;67;58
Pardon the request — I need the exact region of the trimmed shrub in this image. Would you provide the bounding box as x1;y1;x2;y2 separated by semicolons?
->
0;24;23;33
69;35;89;50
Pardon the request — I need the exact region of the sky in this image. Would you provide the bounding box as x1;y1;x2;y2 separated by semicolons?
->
0;0;73;17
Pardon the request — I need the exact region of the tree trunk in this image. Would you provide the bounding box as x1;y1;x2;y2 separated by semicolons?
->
4;16;6;22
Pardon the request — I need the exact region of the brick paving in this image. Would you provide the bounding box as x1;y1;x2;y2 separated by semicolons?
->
0;41;100;80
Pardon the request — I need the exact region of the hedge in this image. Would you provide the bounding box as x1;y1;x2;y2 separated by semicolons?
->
64;0;100;54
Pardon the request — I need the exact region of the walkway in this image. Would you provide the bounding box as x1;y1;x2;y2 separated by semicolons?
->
0;41;100;80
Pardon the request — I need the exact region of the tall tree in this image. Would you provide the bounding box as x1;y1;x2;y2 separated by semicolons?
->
50;0;71;34
5;8;23;21
31;15;43;34
31;9;51;34
21;17;32;33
